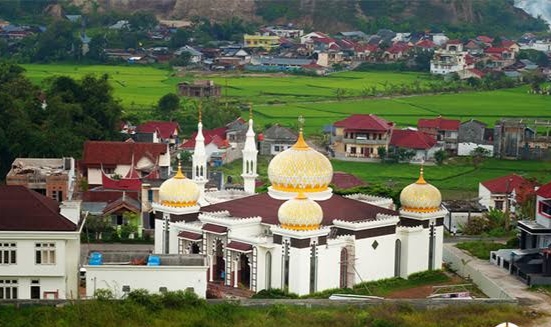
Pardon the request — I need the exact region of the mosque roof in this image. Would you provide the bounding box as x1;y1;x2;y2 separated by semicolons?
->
200;193;397;225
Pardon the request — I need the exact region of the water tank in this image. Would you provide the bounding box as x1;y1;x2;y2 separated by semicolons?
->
147;255;161;266
88;252;103;265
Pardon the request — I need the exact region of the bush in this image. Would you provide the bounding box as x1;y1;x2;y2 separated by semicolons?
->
252;288;299;299
461;216;490;235
160;289;205;309
94;288;114;301
127;289;162;311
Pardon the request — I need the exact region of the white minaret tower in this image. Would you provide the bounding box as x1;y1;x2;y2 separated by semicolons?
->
192;104;208;203
241;106;258;194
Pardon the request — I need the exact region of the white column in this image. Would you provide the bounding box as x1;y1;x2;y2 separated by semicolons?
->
233;257;239;288
241;118;258;194
192;120;208;202
208;254;214;282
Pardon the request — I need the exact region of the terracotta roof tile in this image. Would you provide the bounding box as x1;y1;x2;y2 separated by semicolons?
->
82;141;167;166
536;182;551;198
334;114;394;132
481;174;534;194
0;186;77;231
418;116;460;131
136;121;179;139
390;129;437;149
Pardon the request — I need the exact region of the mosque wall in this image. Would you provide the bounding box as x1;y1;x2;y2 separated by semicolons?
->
317;242;344;290
288;245;312;296
353;233;396;283
398;227;429;278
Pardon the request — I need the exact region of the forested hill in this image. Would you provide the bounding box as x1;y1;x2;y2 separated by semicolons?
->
71;0;547;35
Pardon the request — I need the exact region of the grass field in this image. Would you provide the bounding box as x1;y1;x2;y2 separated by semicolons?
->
21;64;551;135
214;156;551;199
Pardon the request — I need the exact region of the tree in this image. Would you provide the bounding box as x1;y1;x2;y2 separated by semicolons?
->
434;149;447;165
377;146;387;161
470;146;491;168
170;52;192;67
129;10;158;31
169;29;192;49
156;93;181;121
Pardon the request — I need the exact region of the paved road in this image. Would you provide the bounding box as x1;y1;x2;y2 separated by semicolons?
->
444;243;551;326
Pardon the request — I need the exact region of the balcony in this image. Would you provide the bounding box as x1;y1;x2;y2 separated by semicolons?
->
342;138;387;145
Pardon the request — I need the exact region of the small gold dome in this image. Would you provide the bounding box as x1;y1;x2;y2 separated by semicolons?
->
158;164;200;207
278;192;323;231
400;168;441;213
268;129;333;194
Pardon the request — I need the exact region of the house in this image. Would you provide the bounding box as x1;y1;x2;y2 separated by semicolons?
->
243;34;280;49
177;80;221;98
262;26;303;38
6;158;76;202
491;180;551;286
127;55;157;65
332;114;394;159
492;118;548;160
300;31;330;44
484;47;516;68
457;68;485;80
476;35;494;46
174;46;203;63
225;117;248;146
84;252;208;299
109;20;129;30
430;40;473;75
389;129;438;162
441;200;487;233
457;119;494;156
478;174;536;212
418;116;460;155
81;141;170;186
180;127;228;161
316;50;344;67
136;121;180;147
382;42;410;62
248;56;313;71
0;185;82;299
259;124;297;156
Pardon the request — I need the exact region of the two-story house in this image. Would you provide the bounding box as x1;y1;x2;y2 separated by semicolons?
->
0;185;82;300
332;114;394;159
457;119;494;156
82;141;170;186
418;116;460;155
135;121;180;148
478;174;536;213
6;157;76;202
430;40;473;75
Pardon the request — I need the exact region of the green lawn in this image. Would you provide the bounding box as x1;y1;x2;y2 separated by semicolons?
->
456;241;508;260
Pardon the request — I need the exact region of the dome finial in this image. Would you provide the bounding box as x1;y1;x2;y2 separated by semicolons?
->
416;164;427;184
293;115;309;150
175;157;185;179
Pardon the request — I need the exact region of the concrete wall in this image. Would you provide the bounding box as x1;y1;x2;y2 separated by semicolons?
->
354;234;396;283
443;246;514;299
85;265;208;299
458;143;494;157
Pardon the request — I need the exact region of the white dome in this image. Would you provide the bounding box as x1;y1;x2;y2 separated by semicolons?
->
158;166;200;207
400;169;442;213
278;192;323;231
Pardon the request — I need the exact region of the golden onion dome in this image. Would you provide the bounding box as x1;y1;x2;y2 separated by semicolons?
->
268;129;333;194
278;192;323;231
158;164;200;207
399;168;442;213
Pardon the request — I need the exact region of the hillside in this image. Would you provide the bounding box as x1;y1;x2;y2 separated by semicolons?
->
76;0;548;34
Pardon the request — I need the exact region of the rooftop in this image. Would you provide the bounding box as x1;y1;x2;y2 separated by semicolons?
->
85;252;206;266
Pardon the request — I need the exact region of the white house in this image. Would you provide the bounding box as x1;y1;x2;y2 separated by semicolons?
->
478;174;535;212
430;41;473;75
152;117;446;296
0;185;82;300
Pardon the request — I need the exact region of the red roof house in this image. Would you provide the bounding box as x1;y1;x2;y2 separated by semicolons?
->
479;174;537;212
136;121;180;140
390;129;437;149
418;116;460;132
334;114;394;132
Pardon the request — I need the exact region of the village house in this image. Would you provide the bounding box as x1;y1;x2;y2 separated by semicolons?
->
0;185;83;300
180;127;229;162
243;34;280;49
6;157;76;202
81;140;170;186
417;116;460;155
389;129;439;162
174;45;203;64
178;80;221;98
135;121;180;148
430;40;473;75
332;114;394;159
478;174;536;213
457;119;494;156
259;124;297;156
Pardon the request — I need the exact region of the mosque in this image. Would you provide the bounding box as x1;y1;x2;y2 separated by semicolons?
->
152;114;447;296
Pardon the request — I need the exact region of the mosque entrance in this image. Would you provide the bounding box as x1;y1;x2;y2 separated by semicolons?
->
239;254;251;288
214;240;225;282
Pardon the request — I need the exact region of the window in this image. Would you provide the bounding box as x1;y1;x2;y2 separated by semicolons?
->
35;243;56;265
0;243;16;265
104;168;115;174
0;279;18;299
494;200;504;211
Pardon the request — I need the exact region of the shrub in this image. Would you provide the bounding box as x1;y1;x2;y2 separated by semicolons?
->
252;288;299;299
127;289;162;311
160;289;205;309
461;216;490;235
94;288;114;301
